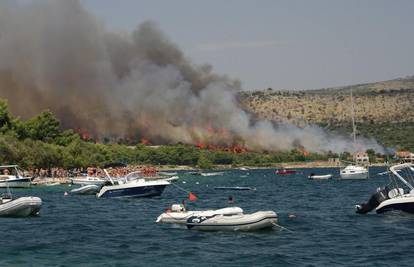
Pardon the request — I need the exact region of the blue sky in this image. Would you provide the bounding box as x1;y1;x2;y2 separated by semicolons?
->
82;0;414;90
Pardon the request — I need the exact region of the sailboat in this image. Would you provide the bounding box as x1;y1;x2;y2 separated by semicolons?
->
339;88;369;179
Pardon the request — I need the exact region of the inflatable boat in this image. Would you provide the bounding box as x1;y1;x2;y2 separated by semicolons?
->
70;184;100;195
186;210;278;231
156;204;243;224
0;196;42;217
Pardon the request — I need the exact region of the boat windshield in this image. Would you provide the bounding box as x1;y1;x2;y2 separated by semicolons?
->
0;166;20;177
389;163;414;192
124;171;142;182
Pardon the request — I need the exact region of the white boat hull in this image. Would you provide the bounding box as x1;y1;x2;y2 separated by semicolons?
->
156;207;244;224
70;184;100;195
0;197;42;217
340;165;368;179
70;177;105;186
340;172;368;179
200;172;224;177
308;174;333;180
97;179;170;198
0;178;31;188
186;211;278;231
376;195;414;214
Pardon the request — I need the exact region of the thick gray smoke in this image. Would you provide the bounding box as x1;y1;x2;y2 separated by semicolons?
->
0;0;384;153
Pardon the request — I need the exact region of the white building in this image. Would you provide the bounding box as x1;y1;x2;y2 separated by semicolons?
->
353;152;369;165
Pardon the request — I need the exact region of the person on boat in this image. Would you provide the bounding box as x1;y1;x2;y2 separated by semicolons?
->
2;169;9;175
228;196;234;204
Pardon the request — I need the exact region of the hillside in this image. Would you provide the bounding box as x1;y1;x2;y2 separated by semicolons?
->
239;76;414;151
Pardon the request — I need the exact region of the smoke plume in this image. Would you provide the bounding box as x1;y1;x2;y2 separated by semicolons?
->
0;0;384;153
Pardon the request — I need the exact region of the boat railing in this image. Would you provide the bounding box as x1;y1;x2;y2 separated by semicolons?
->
390;163;414;191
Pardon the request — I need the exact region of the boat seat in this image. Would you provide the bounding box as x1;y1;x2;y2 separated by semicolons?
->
388;188;404;198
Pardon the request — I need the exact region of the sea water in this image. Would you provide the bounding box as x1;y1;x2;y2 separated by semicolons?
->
2;167;413;266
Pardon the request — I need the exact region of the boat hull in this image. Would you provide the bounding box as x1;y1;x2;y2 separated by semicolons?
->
0;178;31;188
70;177;105;186
156;207;244;224
376;196;414;214
308;174;333;180
186;211;278;231
0;197;42;217
97;184;168;198
340;172;368;179
70;184;100;195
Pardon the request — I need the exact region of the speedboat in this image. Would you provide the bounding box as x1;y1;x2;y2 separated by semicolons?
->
308;173;333;180
0;165;32;188
356;163;414;214
95;165;171;198
0;194;42;217
97;177;170;198
156;204;243;224
275;169;296;175
70;176;106;186
186;210;278;231
340;165;368;179
70;184;100;195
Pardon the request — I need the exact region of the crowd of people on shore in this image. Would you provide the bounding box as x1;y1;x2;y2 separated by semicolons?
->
26;165;160;179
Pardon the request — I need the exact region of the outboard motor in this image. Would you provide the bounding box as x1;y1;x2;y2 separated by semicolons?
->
356;187;390;214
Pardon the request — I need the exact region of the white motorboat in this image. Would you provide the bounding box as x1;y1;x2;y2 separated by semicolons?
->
70;184;100;195
340;165;368;179
97;177;170;198
70;176;106;186
156;204;243;224
0;165;32;188
186;210;278;231
308;173;333;180
0;195;42;217
356;163;414;214
200;172;224;177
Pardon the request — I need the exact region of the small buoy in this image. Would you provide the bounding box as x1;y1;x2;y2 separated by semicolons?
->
195;182;199;185
68;184;72;187
288;213;296;219
182;181;186;184
64;192;69;196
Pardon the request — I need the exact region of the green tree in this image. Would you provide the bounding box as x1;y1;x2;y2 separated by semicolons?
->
197;153;213;169
25;111;60;142
0;99;13;133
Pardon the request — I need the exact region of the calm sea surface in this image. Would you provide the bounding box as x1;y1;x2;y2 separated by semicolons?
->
2;167;413;266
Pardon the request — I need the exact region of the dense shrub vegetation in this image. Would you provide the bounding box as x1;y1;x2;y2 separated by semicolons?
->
0;99;333;169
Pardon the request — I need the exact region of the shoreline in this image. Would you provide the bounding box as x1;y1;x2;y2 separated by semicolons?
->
158;161;387;171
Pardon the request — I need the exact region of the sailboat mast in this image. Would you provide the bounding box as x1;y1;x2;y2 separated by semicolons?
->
350;87;357;145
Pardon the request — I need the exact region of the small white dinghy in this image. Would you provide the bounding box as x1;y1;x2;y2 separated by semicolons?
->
186;211;278;231
200;172;224;177
0;195;42;217
308;174;333;180
156;204;243;224
70;184;100;195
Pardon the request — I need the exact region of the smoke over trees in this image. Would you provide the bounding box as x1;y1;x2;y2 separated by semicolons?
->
0;0;384;153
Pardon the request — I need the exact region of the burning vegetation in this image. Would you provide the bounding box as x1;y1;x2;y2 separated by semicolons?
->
0;0;385;154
